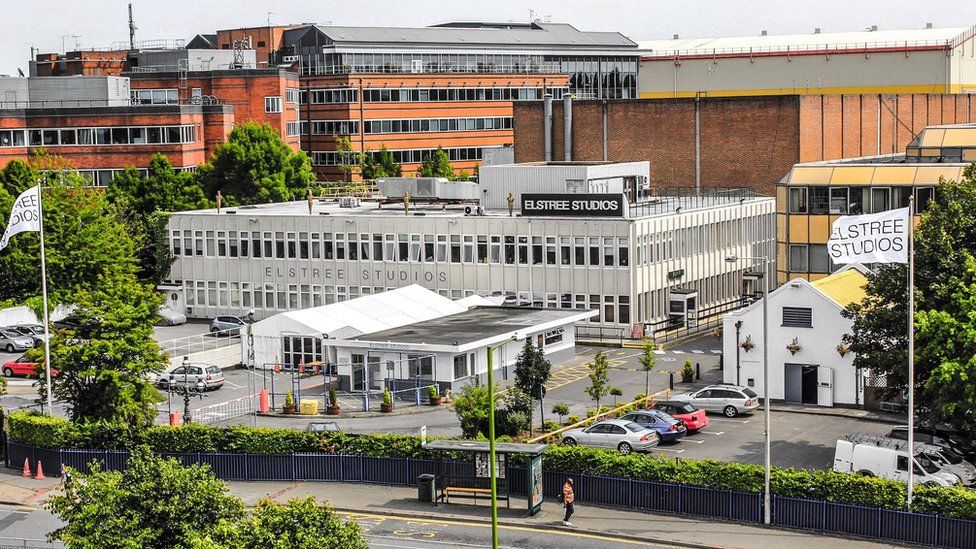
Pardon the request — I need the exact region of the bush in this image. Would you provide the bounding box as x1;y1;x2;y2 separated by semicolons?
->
328;387;338;408
566;415;581;425
427;385;440;399
543;420;560;432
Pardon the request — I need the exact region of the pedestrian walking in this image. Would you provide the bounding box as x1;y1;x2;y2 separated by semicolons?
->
562;477;575;526
60;464;72;485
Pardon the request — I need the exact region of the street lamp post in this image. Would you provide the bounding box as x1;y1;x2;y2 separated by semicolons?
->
485;335;517;549
172;356;207;425
727;255;771;525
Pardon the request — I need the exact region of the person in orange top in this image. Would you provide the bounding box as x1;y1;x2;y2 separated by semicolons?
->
562;477;575;526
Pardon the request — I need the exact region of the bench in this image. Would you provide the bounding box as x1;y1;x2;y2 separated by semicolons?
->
443;486;509;507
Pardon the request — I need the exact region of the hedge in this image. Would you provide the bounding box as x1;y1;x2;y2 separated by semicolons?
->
7;412;976;520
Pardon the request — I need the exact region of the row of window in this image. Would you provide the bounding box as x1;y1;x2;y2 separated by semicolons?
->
311;120;358;136
181;279;633;325
305;86;569;105
788;244;833;274
130;88;179;105
0;125;195;148
633;215;774;266
363;116;512;134
786;186;936;215
312;146;483;166
170;229;632;267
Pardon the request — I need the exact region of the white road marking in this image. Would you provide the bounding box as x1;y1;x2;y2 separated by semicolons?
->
691;350;704;354
222;380;244;389
711;350;723;354
653;350;666;355
653;447;685;454
696;431;725;436
708;417;750;424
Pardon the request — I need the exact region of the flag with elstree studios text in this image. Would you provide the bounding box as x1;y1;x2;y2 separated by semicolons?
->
0;185;41;252
827;207;910;265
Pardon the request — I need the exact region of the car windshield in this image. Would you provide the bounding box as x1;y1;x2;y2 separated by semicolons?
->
28;326;44;334
623;422;645;433
942;450;963;464
916;454;941;474
742;388;758;398
1;330;21;338
647;410;671;421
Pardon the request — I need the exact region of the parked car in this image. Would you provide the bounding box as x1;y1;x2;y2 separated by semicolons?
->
210;315;250;336
0;328;35;353
156;363;224;390
1;356;58;378
8;324;46;348
919;443;976;486
560;419;660;455
620;409;687;442
156;308;187;326
671;384;761;417
833;436;960;487
52;316;99;338
649;400;709;432
887;426;976;463
305;422;341;434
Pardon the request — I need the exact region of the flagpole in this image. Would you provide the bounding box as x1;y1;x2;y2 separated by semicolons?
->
38;184;53;414
906;195;915;508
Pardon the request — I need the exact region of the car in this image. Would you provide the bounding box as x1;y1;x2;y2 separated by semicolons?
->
156;308;187;326
620;409;687;442
9;324;46;348
52;316;99;337
305;422;341;434
210;315;250;336
156;363;224;390
560;419;660;455
833;436;960;487
0;328;35;353
671;384;760;417
649;400;708;432
887;426;976;463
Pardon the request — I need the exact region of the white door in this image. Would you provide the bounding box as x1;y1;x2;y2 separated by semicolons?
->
817;367;834;407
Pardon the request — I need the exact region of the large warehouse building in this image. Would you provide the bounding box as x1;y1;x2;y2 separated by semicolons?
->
638;25;976;98
164;161;774;335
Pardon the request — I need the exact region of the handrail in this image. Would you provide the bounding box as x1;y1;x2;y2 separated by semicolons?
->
643;38;953;59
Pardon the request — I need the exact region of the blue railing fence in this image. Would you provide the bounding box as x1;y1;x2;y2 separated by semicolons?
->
7;442;974;549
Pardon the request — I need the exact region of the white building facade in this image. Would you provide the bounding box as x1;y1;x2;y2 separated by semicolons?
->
721;267;868;407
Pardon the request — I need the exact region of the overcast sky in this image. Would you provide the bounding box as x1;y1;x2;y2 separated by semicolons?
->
3;0;975;75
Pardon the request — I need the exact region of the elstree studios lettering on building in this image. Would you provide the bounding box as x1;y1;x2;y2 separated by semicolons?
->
265;266;447;283
827;207;910;264
521;193;624;217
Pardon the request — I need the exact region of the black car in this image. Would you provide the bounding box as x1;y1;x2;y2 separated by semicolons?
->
52;316;99;337
887;426;976;463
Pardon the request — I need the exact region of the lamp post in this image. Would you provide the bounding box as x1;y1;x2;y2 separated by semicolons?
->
485;335;517;549
726;255;771;525
172;356;207;425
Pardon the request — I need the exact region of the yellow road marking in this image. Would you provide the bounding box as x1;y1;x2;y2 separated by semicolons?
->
339;511;664;546
392;529;437;538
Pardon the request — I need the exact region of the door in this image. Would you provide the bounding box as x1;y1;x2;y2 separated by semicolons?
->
801;366;818;405
692;389;716;412
368;356;383;391
784;364;803;403
817;367;834;407
580;424;608;447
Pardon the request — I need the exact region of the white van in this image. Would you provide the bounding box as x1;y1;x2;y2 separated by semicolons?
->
833;437;960;487
918;442;976;486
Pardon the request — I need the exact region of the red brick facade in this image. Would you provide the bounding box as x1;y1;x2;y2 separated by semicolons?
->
513;94;976;194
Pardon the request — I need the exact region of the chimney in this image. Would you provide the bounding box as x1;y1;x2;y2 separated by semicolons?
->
761;30;768;36
563;94;573;161
871;25;878;31
543;93;553;162
814;27;821;34
673;33;680;40
925;23;933;29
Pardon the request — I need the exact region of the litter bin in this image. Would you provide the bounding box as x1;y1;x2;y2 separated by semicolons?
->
418;474;436;503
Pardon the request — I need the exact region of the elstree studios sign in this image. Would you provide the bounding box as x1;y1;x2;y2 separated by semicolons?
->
520;193;625;217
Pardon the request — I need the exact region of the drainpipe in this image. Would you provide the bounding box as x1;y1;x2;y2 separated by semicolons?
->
563;94;572;161
694;92;701;196
602;100;608;161
543;93;553;162
735;320;743;386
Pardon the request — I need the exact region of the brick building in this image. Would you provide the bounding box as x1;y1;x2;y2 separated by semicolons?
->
512;93;976;195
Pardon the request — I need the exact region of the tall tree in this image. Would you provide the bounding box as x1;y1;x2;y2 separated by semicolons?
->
417;147;454;178
334;136;357;183
359;145;402;180
48;446;245;549
638;337;657;396
35;272;168;426
585;351;611;411
844;169;976;432
198;122;314;205
513;339;551;426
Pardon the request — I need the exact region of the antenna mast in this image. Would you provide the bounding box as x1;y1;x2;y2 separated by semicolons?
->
128;3;137;50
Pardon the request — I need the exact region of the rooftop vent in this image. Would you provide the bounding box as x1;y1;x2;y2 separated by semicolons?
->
925;22;933;29
814;27;821;34
760;30;768;36
672;33;680;40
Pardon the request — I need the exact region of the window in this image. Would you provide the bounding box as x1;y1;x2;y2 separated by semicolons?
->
788;188;807;213
808;244;830;273
830;187;848;214
453;355;469;379
788;244;808;272
896;455;910;472
265;96;283;113
409;354;434;380
543;329;564;346
782;307;812;328
809;187;829;214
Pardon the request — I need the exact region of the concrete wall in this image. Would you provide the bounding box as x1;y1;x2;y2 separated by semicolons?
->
132;49;256;72
478;161;650;209
0;78;29;104
27;76;130;106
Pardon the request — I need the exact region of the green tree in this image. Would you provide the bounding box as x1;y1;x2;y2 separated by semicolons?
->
0;158;36;196
334;136;357;183
199;122;313;205
844;169;976;432
229;496;368;549
638;337;657;396
359;145;402;180
551;402;570;424
513;339;552;426
0;174;140;304
585;351;611;411
33;273;168;426
609;387;623;407
451;383;496;438
47;446;245;549
417;147;454;178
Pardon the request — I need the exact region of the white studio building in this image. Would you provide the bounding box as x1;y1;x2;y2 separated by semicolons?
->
721;265;870;407
243;284;593;393
164;161;775;338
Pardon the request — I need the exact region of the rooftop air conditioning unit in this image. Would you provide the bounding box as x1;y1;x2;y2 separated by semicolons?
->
282;55;299;63
339;197;360;208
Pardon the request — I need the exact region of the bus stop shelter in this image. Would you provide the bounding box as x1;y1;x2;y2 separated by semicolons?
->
422;440;548;516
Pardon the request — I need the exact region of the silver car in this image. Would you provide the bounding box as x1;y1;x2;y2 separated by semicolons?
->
0;328;35;353
10;324;46;348
671;384;761;417
560;419;660;455
156;363;224;391
210;315;249;336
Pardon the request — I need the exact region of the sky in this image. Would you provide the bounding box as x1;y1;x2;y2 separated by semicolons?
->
2;0;976;75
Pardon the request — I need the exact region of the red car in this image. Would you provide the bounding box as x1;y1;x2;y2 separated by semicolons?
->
651;400;708;432
1;356;57;378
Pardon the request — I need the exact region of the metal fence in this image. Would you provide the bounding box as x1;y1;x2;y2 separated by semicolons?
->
189;393;258;426
7;442;975;549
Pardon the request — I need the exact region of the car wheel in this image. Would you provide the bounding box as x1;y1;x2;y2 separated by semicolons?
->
4;344;13;353
210;327;220;335
723;406;739;418
158;378;170;388
856;470;874;477
561;438;577;446
2;367;12;377
33;340;41;348
617;442;633;455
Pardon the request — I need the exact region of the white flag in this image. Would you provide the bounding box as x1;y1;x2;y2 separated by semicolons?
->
827;207;910;264
0;185;41;252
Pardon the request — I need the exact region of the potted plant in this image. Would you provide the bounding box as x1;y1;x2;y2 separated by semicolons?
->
837;343;851;358
786;337;802;356
283;391;296;414
741;335;755;353
326;387;340;415
680;359;695;383
428;385;442;406
381;388;393;413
